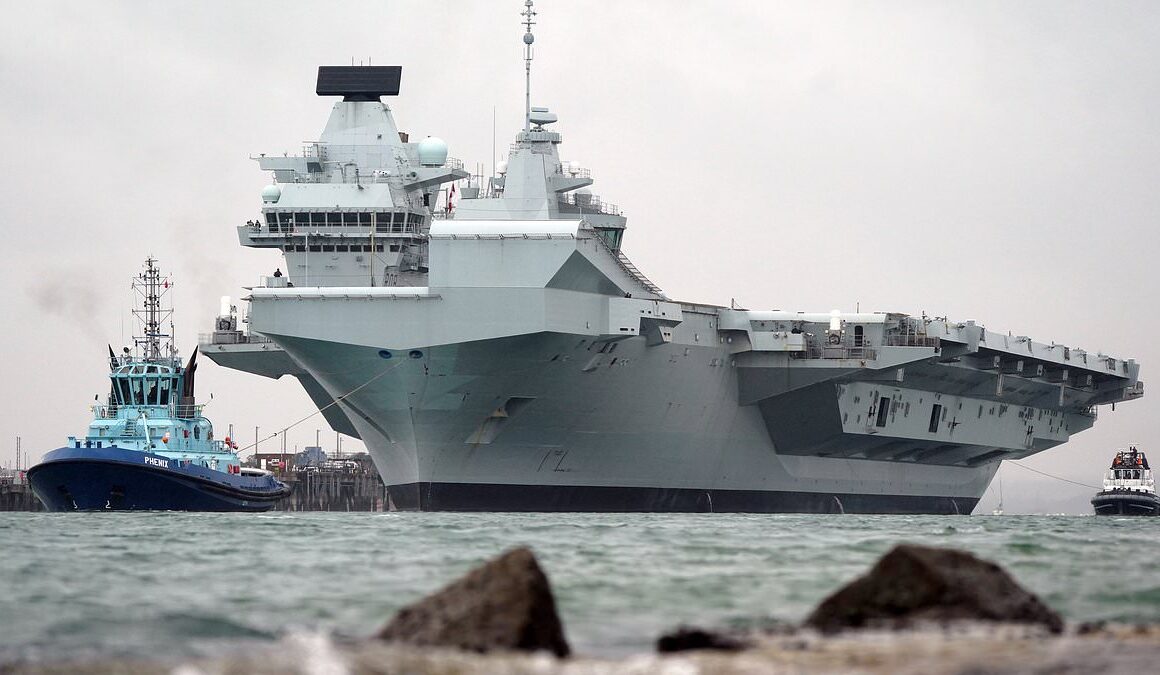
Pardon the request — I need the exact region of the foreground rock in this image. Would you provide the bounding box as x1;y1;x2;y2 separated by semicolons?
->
806;543;1063;634
377;546;571;657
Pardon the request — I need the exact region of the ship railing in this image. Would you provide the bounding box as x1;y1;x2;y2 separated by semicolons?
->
882;333;941;348
283;157;465;184
555;165;592;179
249;270;431;289
90;403;205;419
615;252;664;296
797;341;878;361
1102;471;1155;491
559;192;621;216
198;331;274;346
255;222;425;235
581;227;664;296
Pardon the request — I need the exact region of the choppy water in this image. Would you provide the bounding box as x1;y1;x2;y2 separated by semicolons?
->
0;513;1157;666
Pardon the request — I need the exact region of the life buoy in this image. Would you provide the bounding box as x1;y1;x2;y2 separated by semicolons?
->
828;333;840;345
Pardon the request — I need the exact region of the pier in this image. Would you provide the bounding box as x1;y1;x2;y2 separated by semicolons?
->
0;477;42;512
275;470;388;512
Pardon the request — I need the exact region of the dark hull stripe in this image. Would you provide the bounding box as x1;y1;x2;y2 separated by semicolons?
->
386;482;979;514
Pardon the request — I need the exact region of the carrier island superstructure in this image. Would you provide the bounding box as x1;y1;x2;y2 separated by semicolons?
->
201;9;1143;513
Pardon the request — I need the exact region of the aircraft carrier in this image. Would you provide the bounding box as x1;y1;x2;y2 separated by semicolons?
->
201;2;1143;513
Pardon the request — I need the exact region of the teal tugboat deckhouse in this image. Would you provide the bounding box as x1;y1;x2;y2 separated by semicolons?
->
29;258;290;511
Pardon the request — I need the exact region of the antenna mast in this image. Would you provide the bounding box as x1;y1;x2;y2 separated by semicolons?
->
132;257;175;362
521;0;536;133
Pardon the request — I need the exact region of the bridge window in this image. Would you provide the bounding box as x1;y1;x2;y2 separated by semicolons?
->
129;377;143;405
928;404;943;433
116;377;131;405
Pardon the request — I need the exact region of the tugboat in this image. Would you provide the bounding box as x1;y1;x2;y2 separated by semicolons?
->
28;258;290;511
1091;447;1159;516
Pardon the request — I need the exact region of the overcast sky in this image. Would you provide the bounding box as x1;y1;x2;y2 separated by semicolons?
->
1;1;1156;513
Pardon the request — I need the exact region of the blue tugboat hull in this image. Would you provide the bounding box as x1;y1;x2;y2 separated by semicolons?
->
28;447;290;512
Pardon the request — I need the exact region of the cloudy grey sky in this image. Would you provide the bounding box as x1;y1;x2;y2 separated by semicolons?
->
1;1;1156;513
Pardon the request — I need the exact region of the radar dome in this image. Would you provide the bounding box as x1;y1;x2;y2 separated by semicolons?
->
261;184;281;203
497;160;508;175
417;136;449;167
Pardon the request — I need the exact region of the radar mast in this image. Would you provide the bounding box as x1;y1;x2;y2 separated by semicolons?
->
131;257;176;363
521;0;536;133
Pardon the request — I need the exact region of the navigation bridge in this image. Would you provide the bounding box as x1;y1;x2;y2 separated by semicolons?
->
718;310;1143;467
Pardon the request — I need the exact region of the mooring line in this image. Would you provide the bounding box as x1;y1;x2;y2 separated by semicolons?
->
1007;460;1101;490
233;359;406;454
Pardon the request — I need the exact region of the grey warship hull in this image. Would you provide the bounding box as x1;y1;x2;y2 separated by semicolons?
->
215;331;994;514
201;33;1143;513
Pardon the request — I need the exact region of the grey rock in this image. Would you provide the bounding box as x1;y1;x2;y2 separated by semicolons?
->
378;547;570;657
805;544;1063;634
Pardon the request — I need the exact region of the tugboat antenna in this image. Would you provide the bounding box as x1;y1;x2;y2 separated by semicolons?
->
521;0;536;133
132;257;174;363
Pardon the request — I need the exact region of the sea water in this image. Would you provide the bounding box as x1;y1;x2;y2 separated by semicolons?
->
0;512;1156;665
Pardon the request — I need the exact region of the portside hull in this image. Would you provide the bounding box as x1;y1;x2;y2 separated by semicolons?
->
1091;490;1160;516
28;448;290;512
272;332;999;514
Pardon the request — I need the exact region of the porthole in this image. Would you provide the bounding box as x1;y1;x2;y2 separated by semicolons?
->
409;350;423;359
378;350;393;359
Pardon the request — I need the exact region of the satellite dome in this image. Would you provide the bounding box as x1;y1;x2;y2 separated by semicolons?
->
524;32;535;45
261;184;281;203
497;160;508;175
417;136;448;167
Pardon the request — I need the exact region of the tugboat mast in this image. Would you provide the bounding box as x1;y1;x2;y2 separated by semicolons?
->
132;257;175;363
521;0;536;133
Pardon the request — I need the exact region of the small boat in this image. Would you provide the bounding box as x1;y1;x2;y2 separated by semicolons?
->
28;258;290;512
990;466;1005;515
1091;447;1159;516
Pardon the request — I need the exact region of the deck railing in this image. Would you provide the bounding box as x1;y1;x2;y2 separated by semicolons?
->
91;403;205;420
